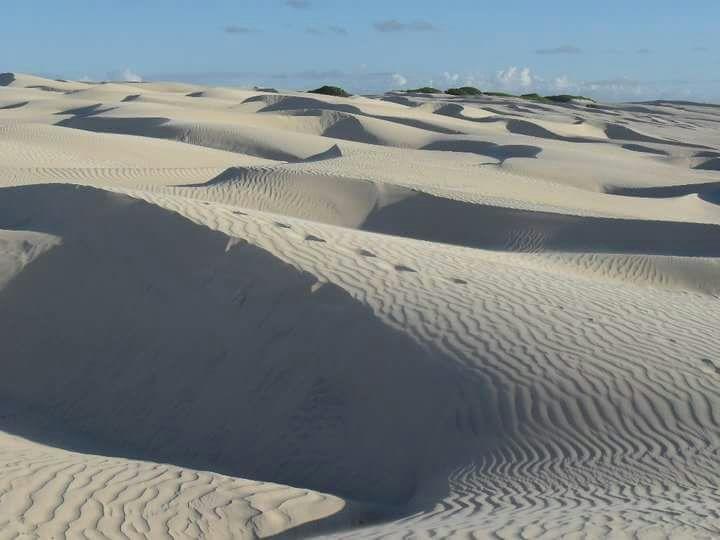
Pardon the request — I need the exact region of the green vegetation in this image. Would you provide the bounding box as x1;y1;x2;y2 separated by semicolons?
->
309;85;352;98
519;93;596;104
520;93;546;101
446;86;482;96
483;91;516;97
545;94;596;103
394;85;598;104
405;87;442;94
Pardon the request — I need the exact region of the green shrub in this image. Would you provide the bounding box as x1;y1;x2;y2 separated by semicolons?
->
483;91;515;97
545;94;596;103
520;93;546;101
446;86;482;96
406;87;442;94
309;85;352;97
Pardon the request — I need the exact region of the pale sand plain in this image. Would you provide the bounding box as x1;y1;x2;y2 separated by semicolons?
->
1;72;720;538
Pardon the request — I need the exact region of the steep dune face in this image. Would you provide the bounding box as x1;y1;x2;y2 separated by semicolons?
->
0;186;483;507
2;74;720;538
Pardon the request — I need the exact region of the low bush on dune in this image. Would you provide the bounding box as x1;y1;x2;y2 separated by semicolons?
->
405;87;442;94
446;86;482;96
520;93;597;104
309;85;352;98
545;94;596;103
483;91;516;97
520;93;546;101
431;89;597;104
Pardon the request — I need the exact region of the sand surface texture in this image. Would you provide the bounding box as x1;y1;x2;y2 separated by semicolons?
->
1;73;720;539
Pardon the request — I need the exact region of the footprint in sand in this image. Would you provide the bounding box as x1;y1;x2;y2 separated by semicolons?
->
395;265;417;273
274;222;292;229
450;278;468;285
358;249;377;258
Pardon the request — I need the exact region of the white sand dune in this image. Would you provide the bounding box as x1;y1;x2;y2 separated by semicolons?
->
1;73;720;538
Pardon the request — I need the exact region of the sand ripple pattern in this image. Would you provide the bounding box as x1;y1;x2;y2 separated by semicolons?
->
126;191;720;539
0;436;344;540
2;74;720;539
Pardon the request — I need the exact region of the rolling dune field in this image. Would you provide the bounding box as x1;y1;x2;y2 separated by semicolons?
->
1;72;720;539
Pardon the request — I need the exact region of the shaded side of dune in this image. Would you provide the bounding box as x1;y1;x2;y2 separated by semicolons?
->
695;157;720;171
608;181;720;205
56;115;302;161
0;185;496;507
605;124;712;149
0;73;16;86
363;192;720;256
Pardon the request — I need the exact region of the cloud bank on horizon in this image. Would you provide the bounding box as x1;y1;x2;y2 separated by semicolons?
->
3;0;719;102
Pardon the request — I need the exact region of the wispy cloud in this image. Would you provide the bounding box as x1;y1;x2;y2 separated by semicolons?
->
637;48;652;54
286;0;312;9
373;19;438;33
328;25;348;35
224;25;258;34
306;25;348;36
693;46;709;52
536;45;582;55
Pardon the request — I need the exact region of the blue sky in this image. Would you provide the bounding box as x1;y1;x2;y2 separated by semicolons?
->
4;0;719;101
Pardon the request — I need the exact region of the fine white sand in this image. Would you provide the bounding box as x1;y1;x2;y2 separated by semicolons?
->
1;72;720;538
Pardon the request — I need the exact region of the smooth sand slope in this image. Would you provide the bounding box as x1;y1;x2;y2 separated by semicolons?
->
1;73;720;538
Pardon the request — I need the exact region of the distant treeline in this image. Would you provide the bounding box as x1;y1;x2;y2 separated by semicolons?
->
307;84;595;104
405;86;595;103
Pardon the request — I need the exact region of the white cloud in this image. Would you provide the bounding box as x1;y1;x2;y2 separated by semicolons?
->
584;78;646;97
391;73;408;87
108;68;143;82
496;66;534;90
443;72;460;84
552;75;573;91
